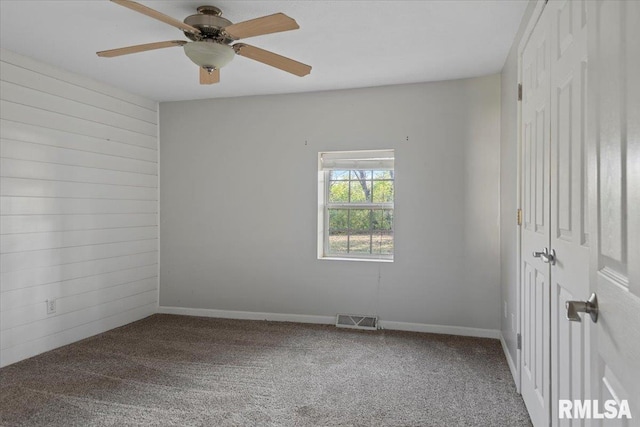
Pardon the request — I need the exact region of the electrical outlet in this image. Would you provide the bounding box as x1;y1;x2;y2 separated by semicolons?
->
46;299;56;315
511;313;516;332
504;301;508;318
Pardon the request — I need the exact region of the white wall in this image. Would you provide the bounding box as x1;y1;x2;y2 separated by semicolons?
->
159;75;502;334
0;49;159;367
500;1;537;369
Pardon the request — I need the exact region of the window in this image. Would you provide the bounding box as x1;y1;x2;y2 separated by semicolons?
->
318;150;394;261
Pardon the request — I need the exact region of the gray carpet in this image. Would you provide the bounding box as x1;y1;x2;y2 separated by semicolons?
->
0;314;531;426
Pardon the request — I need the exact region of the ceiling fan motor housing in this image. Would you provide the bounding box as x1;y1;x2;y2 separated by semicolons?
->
183;6;235;44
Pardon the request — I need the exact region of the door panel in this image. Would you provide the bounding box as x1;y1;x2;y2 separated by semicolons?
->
548;0;590;425
587;0;640;422
555;284;588;427
520;7;552;425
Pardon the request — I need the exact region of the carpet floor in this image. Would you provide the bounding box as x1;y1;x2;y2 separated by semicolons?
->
0;314;531;426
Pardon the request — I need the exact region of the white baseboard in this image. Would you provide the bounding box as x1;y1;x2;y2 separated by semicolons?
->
500;332;520;391
157;306;500;339
380;320;501;339
157;306;335;325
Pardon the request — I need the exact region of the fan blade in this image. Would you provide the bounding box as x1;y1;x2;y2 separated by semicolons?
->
200;67;220;85
97;40;187;57
223;13;299;40
111;0;200;34
233;44;311;77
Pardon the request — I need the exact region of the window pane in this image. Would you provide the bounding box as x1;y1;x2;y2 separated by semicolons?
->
372;210;393;231
372;231;393;255
329;181;349;203
327;211;393;256
372;180;394;203
373;170;392;179
328;232;348;255
349;181;369;202
350;170;372;180
348;234;371;254
349;209;371;231
348;209;372;254
330;170;349;181
372;210;383;230
328;209;348;231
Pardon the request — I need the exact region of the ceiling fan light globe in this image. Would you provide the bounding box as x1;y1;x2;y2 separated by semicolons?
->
184;41;235;69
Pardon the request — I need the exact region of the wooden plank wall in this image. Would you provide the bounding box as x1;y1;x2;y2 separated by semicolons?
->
0;49;158;367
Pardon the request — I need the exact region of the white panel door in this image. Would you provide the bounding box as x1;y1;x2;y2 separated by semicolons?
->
520;6;552;426
587;0;640;423
548;0;591;425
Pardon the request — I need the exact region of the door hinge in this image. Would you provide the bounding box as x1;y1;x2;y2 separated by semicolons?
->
517;333;522;350
517;208;523;226
518;83;523;101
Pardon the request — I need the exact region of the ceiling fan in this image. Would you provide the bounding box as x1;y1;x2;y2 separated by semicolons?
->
97;0;312;85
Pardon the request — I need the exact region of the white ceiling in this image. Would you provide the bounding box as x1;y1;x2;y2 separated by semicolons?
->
0;0;528;102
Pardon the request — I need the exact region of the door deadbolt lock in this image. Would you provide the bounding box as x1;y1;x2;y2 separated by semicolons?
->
566;293;598;323
532;247;556;265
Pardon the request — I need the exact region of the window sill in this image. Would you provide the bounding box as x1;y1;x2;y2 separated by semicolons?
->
318;256;394;263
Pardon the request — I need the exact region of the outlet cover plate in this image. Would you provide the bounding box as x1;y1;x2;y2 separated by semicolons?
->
46;299;56;315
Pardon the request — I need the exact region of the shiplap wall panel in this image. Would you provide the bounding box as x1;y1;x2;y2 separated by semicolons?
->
0;290;157;350
2;278;158;330
0;197;157;215
0;101;157;149
1;227;158;254
0;62;157;124
1;240;158;273
1;120;158;162
1;139;158;175
1;265;158;311
0;49;158;367
0;82;157;136
1;177;157;200
1;213;158;235
1;159;158;188
1;251;159;291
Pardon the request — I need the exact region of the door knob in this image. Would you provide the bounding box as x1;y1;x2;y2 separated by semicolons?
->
566;293;598;323
532;248;556;265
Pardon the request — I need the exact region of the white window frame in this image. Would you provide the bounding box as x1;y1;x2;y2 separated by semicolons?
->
317;149;395;262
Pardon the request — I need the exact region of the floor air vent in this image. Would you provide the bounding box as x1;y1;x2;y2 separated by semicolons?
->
336;314;378;330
